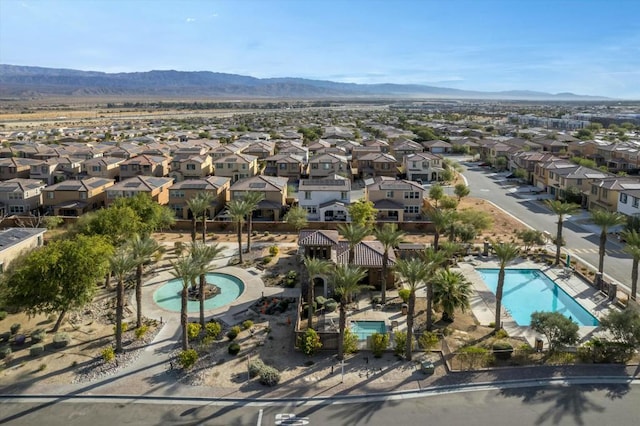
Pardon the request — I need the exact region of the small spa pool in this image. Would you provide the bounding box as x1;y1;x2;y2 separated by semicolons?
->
350;320;387;340
153;272;244;313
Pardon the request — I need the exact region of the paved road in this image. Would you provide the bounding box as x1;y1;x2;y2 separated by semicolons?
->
459;162;632;290
2;382;638;425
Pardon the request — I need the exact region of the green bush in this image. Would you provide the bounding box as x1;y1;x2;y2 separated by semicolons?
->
315;296;327;306
371;332;389;358
31;328;47;343
418;331;439;351
231;325;241;335
52;333;71;348
269;245;279;256
494;329;509;339
29;344;45;357
492;340;514;360
228;342;241;355
0;332;10;342
113;322;128;334
206;321;222;339
343;329;358;354
300;328;322;356
458;346;492;369
324;299;338;313
394;331;408;356
227;326;241;341
261;256;273;265
0;346;12;359
135;325;149;339
398;289;411;303
187;323;202;341
0;311;7;321
102;346;116;363
10;323;21;335
178;349;199;370
259;365;281;386
242;320;254;330
248;359;265;378
38;363;47;371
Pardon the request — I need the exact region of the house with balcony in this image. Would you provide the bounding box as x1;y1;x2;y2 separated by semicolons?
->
81;156;124;180
43;177;114;216
229;175;288;221
308;153;349;179
264;153;305;180
119;154;171;179
403;152;445;182
353;152;398;179
298;174;351;222
168;176;230;219
365;176;425;222
0;158;43;181
106;176;173;207
0;178;46;216
213;153;259;183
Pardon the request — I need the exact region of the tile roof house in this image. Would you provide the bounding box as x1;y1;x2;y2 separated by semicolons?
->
0;228;46;272
264;153;305;180
106;176;173;207
298;174;351;222
170;154;213;181
403;152;445;182
0;178;46;216
588;177;640;213
353;152;398;179
365;176;425;222
229;175;289;221
213;153;259;183
308;153;349;179
119;154;171;179
0;158;43;181
43;177;114;216
168;176;231;219
80;156;125;180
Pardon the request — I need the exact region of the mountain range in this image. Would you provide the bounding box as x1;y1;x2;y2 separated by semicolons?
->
0;65;609;101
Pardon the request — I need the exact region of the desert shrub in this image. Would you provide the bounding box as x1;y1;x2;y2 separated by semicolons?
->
201;335;215;347
394;331;408;356
343;329;358;354
261;256;273;265
458;346;492;369
231;325;241;335
0;332;10;342
228;343;241;355
578;338;634;363
398;289;411;303
259;365;281;386
324;299;338;313
53;333;71;348
0;311;7;320
269;245;279;256
31;328;46;343
102;346;116;363
205;321;222;338
227;325;241;341
263;231;270;237
135;325;149;339
371;332;389;357
248;359;265;378
0;346;12;359
10;323;21;335
494;329;509;339
300;328;322;356
113;322;129;334
492;340;514;360
418;331;439;351
187;323;202;341
315;296;327;306
29;344;44;357
286;270;298;280
38;363;47;371
242;320;254;330
178;349;199;370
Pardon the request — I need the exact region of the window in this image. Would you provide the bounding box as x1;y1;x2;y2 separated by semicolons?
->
107;191;118;199
227;163;233;169
404;206;420;214
121;165;128;171
92;166;101;172
79;192;87;200
322;163;331;170
279;163;287;170
241;164;247;169
577;179;582;185
215;163;224;169
404;191;419;199
602;189;608;198
186;164;196;170
46;192;54;199
8;192;22;200
9;205;25;214
386;191;394;198
305;207;317;214
304;191;311;200
591;186;598;195
634;197;639;208
340;191;348;200
620;193;628;204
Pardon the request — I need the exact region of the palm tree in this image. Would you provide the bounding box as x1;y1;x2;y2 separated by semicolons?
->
337;223;370;264
394;258;429;360
128;234;163;328
591;210;626;274
110;248;136;353
242;192;264;253
374;223;405;304
432;269;472;322
332;264;368;360
545;200;580;265
186;194;209;243
421;247;448;331
198;192;215;243
190;242;225;326
428;208;455;251
226;199;250;264
303;256;333;329
170;254;199;351
622;230;640;301
493;242;520;333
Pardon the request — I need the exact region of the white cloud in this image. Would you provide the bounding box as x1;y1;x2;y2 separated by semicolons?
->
186;17;196;23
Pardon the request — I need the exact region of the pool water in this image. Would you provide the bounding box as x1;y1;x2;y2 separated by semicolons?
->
478;269;599;326
350;320;387;340
153;273;244;313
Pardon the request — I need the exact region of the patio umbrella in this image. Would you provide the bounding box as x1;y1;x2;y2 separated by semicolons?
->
566;254;571;268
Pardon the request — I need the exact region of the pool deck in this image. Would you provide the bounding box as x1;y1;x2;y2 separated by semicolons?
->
458;257;614;348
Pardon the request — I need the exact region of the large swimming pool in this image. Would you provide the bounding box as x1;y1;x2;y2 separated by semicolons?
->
153;273;244;313
478;269;599;326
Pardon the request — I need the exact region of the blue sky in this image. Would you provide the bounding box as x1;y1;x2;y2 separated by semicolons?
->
1;0;639;98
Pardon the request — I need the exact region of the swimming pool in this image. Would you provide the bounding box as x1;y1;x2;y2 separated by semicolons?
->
153;273;244;313
350;320;387;340
478;269;599;326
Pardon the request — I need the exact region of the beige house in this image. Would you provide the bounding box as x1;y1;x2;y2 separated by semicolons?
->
243;141;276;159
365;176;425;221
0;178;46;215
81;156;124;180
106;176;173;207
213;153;259;183
0;228;46;272
403;152;445;182
308;153;349;179
168;176;230;219
353;152;398;179
0;158;43;181
588;177;640;213
43;177;114;216
119;154;171;179
264;153;305;180
229;175;288;221
170;155;213;181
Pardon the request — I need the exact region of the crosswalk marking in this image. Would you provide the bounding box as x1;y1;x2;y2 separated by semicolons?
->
569;248;625;255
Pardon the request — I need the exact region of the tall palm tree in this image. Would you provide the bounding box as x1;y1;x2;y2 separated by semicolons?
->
428;208;455;251
545;200;580;265
190;242;225;326
622;230;640;301
170;254;199;350
337;223;370;264
226;199;250;264
432;269;472;322
493;242;520;333
374;223;405;304
332;264;368;360
110;248;137;353
198;192;215;243
186;194;209;243
591;210;627;274
303;256;333;329
394;258;429;360
242;192;264;253
421;247;448;331
128;234;163;328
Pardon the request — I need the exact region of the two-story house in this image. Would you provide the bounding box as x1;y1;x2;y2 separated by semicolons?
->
365;176;425;222
43;177;114;216
119;154;171;179
213;153;259;183
0;178;46;216
276;141;308;164
170;155;213;181
168;176;231;219
617;185;640;219
403;152;444;182
298;174;351;222
0;158;43;181
264;153;305;181
353;152;398;179
391;139;423;160
229;175;288;221
589;177;640;213
81;156;124;180
308;153;349;179
106;176;173;207
243;141;276;160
